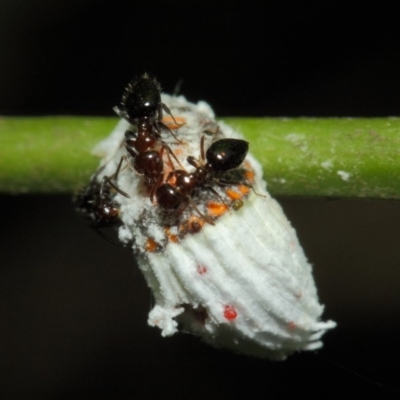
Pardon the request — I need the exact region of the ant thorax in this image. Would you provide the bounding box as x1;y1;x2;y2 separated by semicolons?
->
91;93;335;359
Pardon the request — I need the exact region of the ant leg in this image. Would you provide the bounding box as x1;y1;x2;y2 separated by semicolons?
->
241;182;266;198
113;105;134;125
124;130;141;159
157;120;183;144
115;154;144;178
187;197;215;226
186;156;199;169
200;134;205;161
161;142;185;170
91;224;125;247
207;185;229;207
149;173;164;203
113;155;129;180
100;157;131;198
165;170;175;183
124;129;136;140
90;164;106;182
186;134;204;168
157;103;184;143
215;177;266;198
203;123;223;141
160;102;184;128
102;175;130;198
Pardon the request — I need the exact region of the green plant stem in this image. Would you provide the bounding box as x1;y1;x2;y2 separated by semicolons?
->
1;117;399;198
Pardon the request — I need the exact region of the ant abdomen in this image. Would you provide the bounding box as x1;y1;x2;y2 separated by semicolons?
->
114;73;162;123
206;138;249;172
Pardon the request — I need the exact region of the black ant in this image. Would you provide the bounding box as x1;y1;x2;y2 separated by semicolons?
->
155;137;249;222
74;168;128;245
112;73;184;199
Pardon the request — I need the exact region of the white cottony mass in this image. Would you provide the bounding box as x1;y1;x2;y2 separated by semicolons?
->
92;94;336;360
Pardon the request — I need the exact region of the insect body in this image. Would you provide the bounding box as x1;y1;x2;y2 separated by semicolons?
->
156;137;249;217
113;73;182;198
74;173;123;244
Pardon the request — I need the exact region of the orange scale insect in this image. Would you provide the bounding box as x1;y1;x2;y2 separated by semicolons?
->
144;237;159;253
164;226;180;243
206;201;229;218
225;188;243;201
238;184;250;196
245;169;255;183
162;116;186;130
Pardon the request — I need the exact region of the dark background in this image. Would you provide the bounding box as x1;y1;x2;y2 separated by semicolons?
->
1;1;400;399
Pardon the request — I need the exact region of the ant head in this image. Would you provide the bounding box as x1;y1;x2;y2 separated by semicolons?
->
114;73;162;122
206;139;249;173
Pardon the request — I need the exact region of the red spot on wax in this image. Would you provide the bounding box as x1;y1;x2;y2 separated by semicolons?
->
224;305;237;321
197;265;207;274
288;321;297;330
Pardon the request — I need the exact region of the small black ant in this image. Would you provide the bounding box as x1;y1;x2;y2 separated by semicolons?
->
74;168;127;245
113;73;183;199
155;137;249;222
